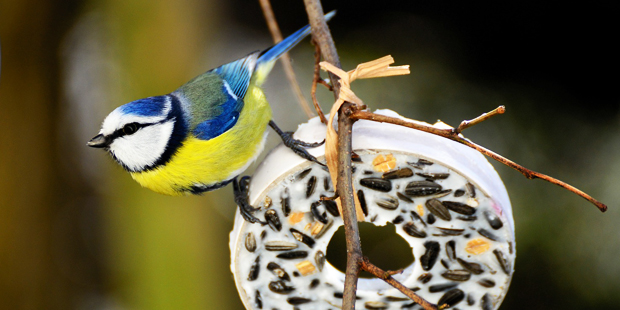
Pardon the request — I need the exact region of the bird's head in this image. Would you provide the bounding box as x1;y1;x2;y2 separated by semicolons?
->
88;95;186;172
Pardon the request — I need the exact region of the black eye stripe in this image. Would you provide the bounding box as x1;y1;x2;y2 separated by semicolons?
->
109;119;173;140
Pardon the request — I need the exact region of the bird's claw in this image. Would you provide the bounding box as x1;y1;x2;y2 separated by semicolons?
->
269;120;326;167
233;176;266;224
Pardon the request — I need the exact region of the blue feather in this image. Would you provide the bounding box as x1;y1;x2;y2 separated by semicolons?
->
120;96;168;116
212;53;259;100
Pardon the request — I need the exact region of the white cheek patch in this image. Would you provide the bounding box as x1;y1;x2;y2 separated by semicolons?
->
109;121;175;171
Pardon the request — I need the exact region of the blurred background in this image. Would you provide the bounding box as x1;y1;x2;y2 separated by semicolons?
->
0;0;618;309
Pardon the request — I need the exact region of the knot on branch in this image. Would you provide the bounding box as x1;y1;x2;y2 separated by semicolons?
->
320;56;410;220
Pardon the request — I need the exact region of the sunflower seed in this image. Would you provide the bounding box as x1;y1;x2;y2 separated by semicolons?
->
429;283;458;293
418;158;434;165
260;230;267;239
431;189;453;198
287;297;312;305
312;218;333;239
467;294;475;306
323;177;331;191
416;172;450;180
441;259;450;269
410;211;427;226
403;222;427;238
309;278;320;289
360;178;392;192
311;201;328;224
401;302;417;308
297;168;312;180
248;256;260;281
405;181;442;197
358;190;369;216
484;210;503;230
456;258;484;275
265;241;299;251
421;241;440;271
478;228;498;241
392;215;404;224
305;176;317;198
481;293;493;310
323;199;340;217
277;251;308;260
493;249;511;275
426;199;452;221
442;201;476;215
465;182;476;198
315;251;325;271
385;296;410;302
396;192;413;203
441;270;471;281
376;195;399;210
290;228;315;248
454;189;465;197
478;278;496;288
456;215;477;221
418;273;432;283
269;280;295;294
435;227;465;237
383;168;414;180
426;213;436;224
281;188;291;217
265;209;282;232
446;240;456;261
267;262;291;281
352;152;362;162
437;289;464;307
365;301;389;309
245;232;256;252
255;290;263;309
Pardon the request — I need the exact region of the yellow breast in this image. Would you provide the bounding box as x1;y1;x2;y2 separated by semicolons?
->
130;85;272;195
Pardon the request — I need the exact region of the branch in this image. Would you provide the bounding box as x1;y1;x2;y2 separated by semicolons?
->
350;109;608;213
303;2;437;310
259;0;315;118
311;41;328;124
361;257;437;310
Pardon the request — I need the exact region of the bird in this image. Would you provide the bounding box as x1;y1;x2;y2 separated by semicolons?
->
88;12;333;222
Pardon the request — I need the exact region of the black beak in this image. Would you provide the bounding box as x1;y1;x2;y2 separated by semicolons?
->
87;134;109;148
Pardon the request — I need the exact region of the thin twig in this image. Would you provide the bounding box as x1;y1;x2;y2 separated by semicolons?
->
350;109;608;213
311;41;328;124
361;257;438;310
259;0;315;118
303;0;341;99
456;105;505;134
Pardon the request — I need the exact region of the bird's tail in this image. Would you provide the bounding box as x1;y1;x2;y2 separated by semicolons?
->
253;10;336;86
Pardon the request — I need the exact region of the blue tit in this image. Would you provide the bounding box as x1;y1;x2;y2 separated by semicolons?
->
88;12;333;202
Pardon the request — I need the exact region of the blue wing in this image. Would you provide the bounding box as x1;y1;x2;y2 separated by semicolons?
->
190;53;259;140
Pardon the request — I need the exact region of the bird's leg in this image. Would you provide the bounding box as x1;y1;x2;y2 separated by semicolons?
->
268;120;325;166
233;176;266;224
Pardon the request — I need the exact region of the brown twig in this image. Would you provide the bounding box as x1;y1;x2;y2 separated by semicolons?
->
456;105;505;134
350;109;608;213
258;0;315;118
361;257;438;310
303;0;341;99
311;41;328;124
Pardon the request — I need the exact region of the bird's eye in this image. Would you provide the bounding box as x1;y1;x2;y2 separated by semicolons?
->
122;123;139;135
